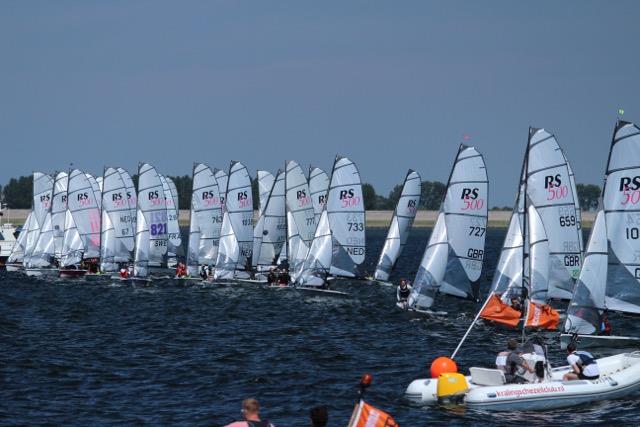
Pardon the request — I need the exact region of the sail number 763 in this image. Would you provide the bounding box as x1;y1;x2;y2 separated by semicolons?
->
469;226;486;237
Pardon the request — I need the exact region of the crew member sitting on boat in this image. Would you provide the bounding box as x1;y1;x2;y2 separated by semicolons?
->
563;342;599;381
277;268;290;286
127;264;134;277
267;267;276;285
175;262;187;278
599;311;612;336
119;265;129;279
397;279;411;306
200;265;209;280
503;338;535;384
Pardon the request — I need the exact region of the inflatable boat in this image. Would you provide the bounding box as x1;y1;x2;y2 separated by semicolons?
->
405;352;640;411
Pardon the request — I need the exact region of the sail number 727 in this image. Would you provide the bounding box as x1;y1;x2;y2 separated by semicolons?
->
469;226;486;237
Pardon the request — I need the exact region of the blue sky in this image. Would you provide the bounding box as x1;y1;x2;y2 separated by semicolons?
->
1;1;638;206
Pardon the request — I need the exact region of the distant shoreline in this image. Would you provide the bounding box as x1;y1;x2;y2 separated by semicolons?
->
1;209;596;229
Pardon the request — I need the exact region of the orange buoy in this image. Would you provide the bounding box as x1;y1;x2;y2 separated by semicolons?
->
430;356;458;378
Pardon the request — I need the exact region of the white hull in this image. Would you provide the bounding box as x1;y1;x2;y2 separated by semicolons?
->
560;333;640;350
25;268;59;278
296;286;350;297
405;352;640;411
5;263;23;272
235;278;268;284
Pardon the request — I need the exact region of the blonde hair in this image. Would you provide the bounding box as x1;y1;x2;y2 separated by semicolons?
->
242;398;260;415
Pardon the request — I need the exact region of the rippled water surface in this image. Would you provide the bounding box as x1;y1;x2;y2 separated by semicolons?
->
2;228;640;426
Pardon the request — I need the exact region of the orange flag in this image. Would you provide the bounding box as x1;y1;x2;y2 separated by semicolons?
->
479;293;521;328
524;301;559;330
348;400;399;427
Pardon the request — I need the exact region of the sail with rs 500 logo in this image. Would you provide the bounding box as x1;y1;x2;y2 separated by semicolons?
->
408;144;488;311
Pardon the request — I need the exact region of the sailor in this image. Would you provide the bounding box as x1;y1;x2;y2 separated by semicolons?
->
119;266;129;279
266;267;276;285
599;311;612;336
510;296;523;313
176;262;187;278
277;269;290;286
224;398;275;427
562;342;599;381
397;279;411;305
503;339;535;384
200;265;208;280
127;264;134;277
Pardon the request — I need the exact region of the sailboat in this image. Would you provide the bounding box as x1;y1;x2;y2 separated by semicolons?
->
59;169;101;278
251;170;276;276
406;145;488;315
562;120;640;348
295;156;365;294
309;166;329;227
372;170;422;285
100;167;135;273
284;160;316;281
480;128;582;329
5;211;32;272
51;172;68;267
181;163;223;281
251;170;286;283
160;175;183;268
213;161;253;281
25;172;58;277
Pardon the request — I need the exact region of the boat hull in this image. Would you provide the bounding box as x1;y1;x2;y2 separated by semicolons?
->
560;333;640;350
25;268;59;278
5;263;23;273
59;269;88;278
296;286;350;297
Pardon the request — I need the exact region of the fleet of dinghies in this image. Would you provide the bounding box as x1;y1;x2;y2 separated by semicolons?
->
6;120;640;411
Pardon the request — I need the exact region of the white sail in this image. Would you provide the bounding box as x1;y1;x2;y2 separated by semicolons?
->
133;208;150;278
374;170;421;281
29;211;54;268
252;170;276;266
8;212;33;263
23;207;41;266
165;177;183;260
564;208;607;334
215;169;229;208
32;172;54;230
409;145;488;309
186;201;201;277
61;209;84;267
137;164;168;268
100;167;134;271
224;161;253;273
527;204;550;305
285;160;316;275
326;156;366;278
51;172;68;260
100;212;117;272
65;169;101;262
85;173;102;210
298;210;332;286
96;176;104;192
603;121;640;313
257;170;275;217
117;167;137;251
254;170;286;269
408;211;449;308
565;158;584;254
214;210;240;279
309;166;329;226
490;206;525;301
525;128;582;300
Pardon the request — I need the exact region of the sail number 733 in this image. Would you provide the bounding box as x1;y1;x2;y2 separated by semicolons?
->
348;222;364;231
469;226;486;237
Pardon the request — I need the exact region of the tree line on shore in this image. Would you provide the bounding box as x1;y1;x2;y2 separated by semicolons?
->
0;174;602;212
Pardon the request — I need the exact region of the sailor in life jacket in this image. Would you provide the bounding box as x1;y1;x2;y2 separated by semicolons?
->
501;338;535;384
563;342;600;381
119;265;129;279
397;279;411;302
